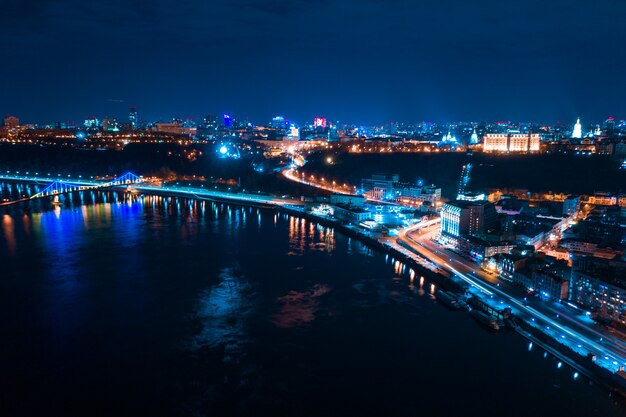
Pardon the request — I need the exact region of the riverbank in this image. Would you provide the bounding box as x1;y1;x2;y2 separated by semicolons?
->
275;204;626;401
3;178;626;400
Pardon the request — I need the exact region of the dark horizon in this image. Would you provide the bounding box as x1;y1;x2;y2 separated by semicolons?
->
2;0;625;124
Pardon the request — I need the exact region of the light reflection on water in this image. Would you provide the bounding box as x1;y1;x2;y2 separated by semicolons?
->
0;186;624;417
271;284;331;329
2;214;16;256
189;267;252;355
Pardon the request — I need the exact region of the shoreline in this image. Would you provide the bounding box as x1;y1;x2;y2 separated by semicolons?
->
3;178;626;400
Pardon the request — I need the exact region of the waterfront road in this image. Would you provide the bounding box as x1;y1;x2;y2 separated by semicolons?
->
397;223;626;373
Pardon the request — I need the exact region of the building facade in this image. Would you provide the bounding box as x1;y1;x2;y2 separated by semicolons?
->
440;200;498;238
483;133;540;153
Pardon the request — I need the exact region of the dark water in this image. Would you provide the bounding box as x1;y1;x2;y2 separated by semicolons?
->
1;189;625;417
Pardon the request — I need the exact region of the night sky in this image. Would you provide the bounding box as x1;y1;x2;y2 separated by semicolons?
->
2;0;625;124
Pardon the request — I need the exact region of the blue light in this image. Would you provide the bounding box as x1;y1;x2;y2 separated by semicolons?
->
219;145;228;155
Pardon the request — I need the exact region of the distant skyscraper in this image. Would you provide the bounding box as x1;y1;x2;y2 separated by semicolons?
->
603;116;615;134
129;106;138;130
3;115;19;129
572;117;582;139
203;114;219;133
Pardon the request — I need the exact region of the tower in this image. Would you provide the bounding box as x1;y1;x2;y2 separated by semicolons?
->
470;128;479;144
572;118;582;139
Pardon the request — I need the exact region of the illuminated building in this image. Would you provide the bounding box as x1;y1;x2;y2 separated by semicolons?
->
470;128;479;144
570;256;626;324
595;125;602;136
562;195;580;217
440;200;498;238
330;194;366;207
102;118;118;131
361;174;441;206
360;174;399;200
271;116;288;129
603;116;616;134
314;117;327;129
482;133;540;152
458;191;486;202
201;114;220;135
153;123;196;136
129;106;138;130
572;118;582;139
332;203;372;223
223;114;232;128
441;202;464;237
3;115;19;129
442;130;457;143
84;116;100;129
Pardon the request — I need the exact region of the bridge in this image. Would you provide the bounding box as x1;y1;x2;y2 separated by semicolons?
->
0;172;143;205
0;172;303;208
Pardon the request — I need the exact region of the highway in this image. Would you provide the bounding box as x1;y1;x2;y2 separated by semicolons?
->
396;222;626;373
282;167;394;205
282;167;357;195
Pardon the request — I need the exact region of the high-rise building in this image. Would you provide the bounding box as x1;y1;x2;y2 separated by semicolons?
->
603;116;616;134
203;114;219;132
129;106;138;130
3;115;19;129
440;200;498;238
223;114;232;128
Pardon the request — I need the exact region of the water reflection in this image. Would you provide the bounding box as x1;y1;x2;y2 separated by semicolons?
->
189;267;252;356
1;182;624;417
271;284;331;328
287;215;336;256
2;214;16;256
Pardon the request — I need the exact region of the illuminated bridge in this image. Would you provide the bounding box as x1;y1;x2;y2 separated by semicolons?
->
0;172;303;208
0;172;143;205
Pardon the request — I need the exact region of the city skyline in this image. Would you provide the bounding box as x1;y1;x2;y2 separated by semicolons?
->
2;1;626;123
2;2;626;415
5;108;626;129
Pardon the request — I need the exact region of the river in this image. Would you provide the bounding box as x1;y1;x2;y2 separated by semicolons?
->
0;184;624;416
